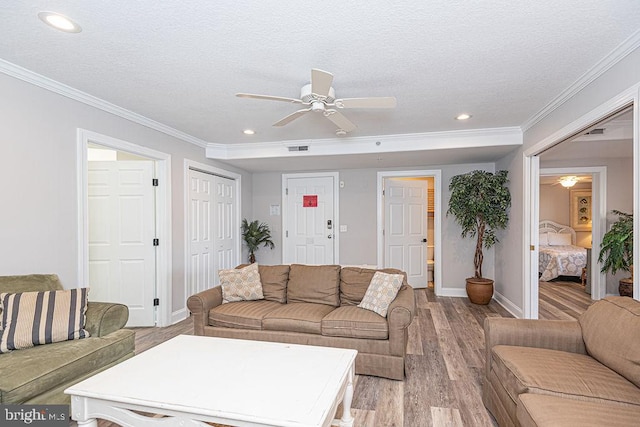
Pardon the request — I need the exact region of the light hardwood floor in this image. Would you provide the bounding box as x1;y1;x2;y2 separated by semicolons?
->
75;285;590;427
538;279;594;320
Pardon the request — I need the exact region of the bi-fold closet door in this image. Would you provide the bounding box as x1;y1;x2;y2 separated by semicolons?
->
188;168;237;295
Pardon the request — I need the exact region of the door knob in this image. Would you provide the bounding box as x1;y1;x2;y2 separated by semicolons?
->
422;238;427;242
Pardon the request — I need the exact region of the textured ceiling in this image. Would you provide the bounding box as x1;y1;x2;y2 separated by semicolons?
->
1;2;640;149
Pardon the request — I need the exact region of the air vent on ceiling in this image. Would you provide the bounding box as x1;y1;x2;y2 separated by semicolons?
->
585;128;605;135
288;145;309;152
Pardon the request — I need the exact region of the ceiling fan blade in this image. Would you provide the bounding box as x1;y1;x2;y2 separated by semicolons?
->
236;93;303;104
323;109;357;132
311;69;333;98
272;108;311;127
334;97;397;109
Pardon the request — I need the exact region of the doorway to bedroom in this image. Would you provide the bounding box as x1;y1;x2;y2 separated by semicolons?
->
536;109;634;319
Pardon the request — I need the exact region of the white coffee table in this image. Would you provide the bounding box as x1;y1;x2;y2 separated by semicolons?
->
65;335;357;427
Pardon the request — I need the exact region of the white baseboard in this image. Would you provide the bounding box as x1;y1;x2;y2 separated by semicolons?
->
437;287;468;298
171;308;188;325
493;291;523;318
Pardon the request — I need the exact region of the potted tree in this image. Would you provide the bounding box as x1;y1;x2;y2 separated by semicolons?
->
241;219;275;263
598;210;633;296
447;170;511;304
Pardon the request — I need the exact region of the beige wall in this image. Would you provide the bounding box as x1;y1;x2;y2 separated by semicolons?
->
0;73;252;319
251;163;496;293
539;182;592;247
496;45;640;314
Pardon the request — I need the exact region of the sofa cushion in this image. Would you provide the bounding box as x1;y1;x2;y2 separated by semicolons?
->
219;263;264;304
0;288;90;353
579;296;640;388
263;303;335;334
238;264;289;304
517;394;640;427
491;345;640;408
209;300;282;330
287;264;341;307
0;328;134;404
339;267;404;306
358;271;404;317
322;306;388;339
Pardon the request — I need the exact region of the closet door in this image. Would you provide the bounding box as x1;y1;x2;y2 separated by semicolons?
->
188;170;237;294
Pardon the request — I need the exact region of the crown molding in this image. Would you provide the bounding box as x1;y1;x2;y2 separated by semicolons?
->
521;29;640;132
0;59;209;148
206;127;522;160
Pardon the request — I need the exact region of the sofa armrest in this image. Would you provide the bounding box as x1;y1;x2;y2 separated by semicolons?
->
387;284;416;356
388;284;415;328
85;302;129;337
187;286;223;335
483;317;586;375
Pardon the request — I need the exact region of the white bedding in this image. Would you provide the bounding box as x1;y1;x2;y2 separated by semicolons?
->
538;245;587;282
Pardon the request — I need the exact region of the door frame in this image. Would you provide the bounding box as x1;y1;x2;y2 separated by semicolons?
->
183;159;242;321
77;129;172;327
377;170;443;294
539;166;607;302
281;172;340;264
523;84;640;318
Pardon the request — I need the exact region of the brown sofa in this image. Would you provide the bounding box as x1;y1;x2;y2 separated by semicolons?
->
483;296;640;426
187;264;416;380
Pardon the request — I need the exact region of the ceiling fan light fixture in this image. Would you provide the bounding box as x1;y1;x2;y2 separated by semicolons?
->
560;176;578;188
455;113;472;120
38;11;82;33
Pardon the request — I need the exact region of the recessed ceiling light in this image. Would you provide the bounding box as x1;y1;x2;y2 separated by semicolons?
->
38;11;82;33
455;113;472;120
243;129;255;135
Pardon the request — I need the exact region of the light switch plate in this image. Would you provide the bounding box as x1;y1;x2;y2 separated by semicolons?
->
340;225;347;232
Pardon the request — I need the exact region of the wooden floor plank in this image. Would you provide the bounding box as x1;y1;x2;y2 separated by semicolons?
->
431;406;464;427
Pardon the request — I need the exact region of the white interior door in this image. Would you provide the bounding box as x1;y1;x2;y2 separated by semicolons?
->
188;170;214;295
384;178;428;288
88;160;156;326
283;175;336;264
188;169;237;295
213;175;236;281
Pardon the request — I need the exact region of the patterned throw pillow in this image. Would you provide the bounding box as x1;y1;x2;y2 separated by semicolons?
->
357;272;404;317
220;263;264;304
0;288;90;353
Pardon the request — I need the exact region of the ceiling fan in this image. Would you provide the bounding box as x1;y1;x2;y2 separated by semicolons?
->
236;68;396;135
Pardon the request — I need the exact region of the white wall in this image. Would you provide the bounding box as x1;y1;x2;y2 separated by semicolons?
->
251;162;496;293
496;45;640;314
0;73;252;319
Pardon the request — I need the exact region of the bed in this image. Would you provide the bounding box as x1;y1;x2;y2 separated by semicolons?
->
538;220;588;282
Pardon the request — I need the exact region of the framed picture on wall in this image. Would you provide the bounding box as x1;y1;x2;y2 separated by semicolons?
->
570;190;592;231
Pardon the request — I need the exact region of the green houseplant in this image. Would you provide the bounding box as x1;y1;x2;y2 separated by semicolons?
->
598;210;633;296
241;219;275;263
447;170;511;304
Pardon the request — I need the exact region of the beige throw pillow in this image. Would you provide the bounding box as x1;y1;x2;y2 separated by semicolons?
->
357;272;404;317
220;263;264;304
0;288;90;353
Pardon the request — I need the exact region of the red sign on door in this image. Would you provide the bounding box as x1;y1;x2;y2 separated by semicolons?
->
303;195;318;207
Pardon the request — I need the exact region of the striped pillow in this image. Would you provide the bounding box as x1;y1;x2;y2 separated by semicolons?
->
0;288;90;353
